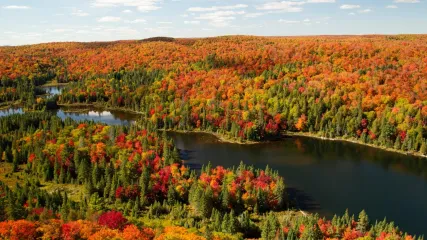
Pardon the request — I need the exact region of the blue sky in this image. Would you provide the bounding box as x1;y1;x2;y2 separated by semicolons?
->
0;0;426;45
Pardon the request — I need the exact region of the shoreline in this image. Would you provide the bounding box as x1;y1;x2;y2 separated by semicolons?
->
0;100;22;110
41;82;70;87
165;129;259;145
43;103;427;159
283;132;427;159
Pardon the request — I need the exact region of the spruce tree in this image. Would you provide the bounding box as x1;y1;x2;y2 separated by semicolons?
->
420;140;427;156
357;210;369;233
167;183;176;205
221;213;229;233
274;177;286;209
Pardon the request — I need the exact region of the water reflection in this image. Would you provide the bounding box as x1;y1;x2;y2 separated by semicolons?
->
42;86;65;95
0;108;23;117
0;107;140;126
169;132;427;235
1;105;426;234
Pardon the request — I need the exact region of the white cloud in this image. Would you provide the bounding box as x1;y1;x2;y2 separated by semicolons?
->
47;28;75;33
157;21;172;24
386;5;398;8
76;30;90;34
24;32;42;37
184;21;200;25
195;10;246;27
349;12;356;15
244;12;265;18
394;0;419;2
256;0;333;12
125;18;146;23
307;0;335;2
359;9;372;13
104;27;139;35
3;5;30;9
98;16;122;22
340;5;361;9
279;18;313;25
71;9;89;17
256;1;305;12
92;0;161;12
122;9;132;13
188;4;248;12
278;19;301;24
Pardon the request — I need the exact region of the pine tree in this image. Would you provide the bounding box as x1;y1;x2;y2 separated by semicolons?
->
238;211;251;232
286;228;297;240
357;210;369;233
53;160;59;182
204;225;213;240
92;163;99;188
228;210;238;234
300;218;323;240
221;213;229;233
78;158;90;184
12;151;19;172
420;140;427;156
163;140;170;166
261;212;279;240
6;194;26;220
59;166;65;184
60;193;69;222
221;184;230;210
274;177;286;209
167;183;176;205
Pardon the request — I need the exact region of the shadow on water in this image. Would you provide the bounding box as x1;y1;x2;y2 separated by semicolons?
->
178;149;196;161
169;132;427;235
286;187;320;211
1;106;427;234
179;149;202;170
183;162;203;170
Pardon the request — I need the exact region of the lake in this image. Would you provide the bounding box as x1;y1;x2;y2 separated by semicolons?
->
0;107;139;126
41;86;64;95
0;106;426;234
168;132;427;234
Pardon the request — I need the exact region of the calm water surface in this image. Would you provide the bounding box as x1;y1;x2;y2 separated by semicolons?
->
0;107;139;126
169;132;427;235
42;86;64;95
0;104;426;234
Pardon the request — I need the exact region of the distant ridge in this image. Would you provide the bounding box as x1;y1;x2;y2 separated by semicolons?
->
140;37;175;42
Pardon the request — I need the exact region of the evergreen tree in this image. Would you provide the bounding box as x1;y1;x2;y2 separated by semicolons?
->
274;177;286;209
261;212;279;240
357;210;369;233
420;141;427;156
167;183;176;205
221;213;229;233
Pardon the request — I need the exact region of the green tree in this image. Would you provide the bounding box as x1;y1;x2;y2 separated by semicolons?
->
357;210;369;233
261;212;280;240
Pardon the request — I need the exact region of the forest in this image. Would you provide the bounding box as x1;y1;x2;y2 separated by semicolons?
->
0;35;426;239
1;35;426;155
0;113;421;239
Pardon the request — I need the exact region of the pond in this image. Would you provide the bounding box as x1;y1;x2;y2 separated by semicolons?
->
42;86;64;95
169;132;427;235
0;106;426;234
0;107;139;126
